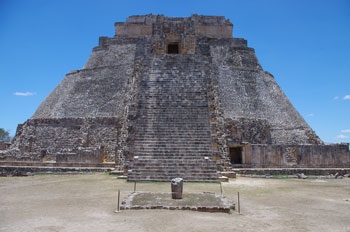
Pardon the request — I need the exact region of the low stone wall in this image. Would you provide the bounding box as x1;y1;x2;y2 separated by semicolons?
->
56;146;104;163
0;148;39;161
233;168;350;176
10;117;122;162
0;161;115;168
241;144;350;167
0;166;113;177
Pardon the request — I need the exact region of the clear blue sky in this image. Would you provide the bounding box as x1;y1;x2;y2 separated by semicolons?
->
0;0;349;143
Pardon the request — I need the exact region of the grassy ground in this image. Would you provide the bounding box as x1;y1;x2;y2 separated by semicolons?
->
0;173;349;232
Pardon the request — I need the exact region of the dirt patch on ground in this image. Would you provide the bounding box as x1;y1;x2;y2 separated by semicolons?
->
130;192;225;207
1;174;350;232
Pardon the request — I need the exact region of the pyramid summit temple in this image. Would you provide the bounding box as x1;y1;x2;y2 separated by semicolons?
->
1;14;349;180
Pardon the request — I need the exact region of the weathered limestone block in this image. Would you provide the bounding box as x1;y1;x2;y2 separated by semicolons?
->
10;118;121;162
243;144;350;167
171;178;183;199
115;23;152;38
56;146;104;163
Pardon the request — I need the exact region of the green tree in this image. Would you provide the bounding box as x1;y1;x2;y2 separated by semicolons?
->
0;128;11;142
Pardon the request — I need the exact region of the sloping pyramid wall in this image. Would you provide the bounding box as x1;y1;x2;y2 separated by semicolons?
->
8;42;139;162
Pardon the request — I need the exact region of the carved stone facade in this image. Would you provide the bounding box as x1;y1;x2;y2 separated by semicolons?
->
1;14;349;179
115;14;233;55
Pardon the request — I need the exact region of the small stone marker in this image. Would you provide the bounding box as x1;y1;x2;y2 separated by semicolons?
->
297;173;307;179
171;177;183;199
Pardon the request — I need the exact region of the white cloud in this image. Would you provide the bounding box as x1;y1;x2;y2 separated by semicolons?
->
336;134;349;139
14;92;36;96
306;113;314;117
344;95;350;100
333;96;339;100
341;129;350;133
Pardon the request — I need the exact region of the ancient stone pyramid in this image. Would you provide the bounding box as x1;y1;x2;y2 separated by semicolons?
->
2;14;349;181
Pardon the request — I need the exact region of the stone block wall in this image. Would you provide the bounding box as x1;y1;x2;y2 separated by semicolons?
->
114;14;233;55
195;25;232;39
10;118;121;162
241;144;350;167
18;40;140;165
84;42;136;69
206;37;331;170
209;42;322;145
32;41;136;120
115;23;152;38
56;146;104;163
224;117;272;145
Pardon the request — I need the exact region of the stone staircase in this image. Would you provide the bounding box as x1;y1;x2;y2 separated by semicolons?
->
127;54;218;182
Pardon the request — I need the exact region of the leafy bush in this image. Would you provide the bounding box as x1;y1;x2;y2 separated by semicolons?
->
0;128;11;142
